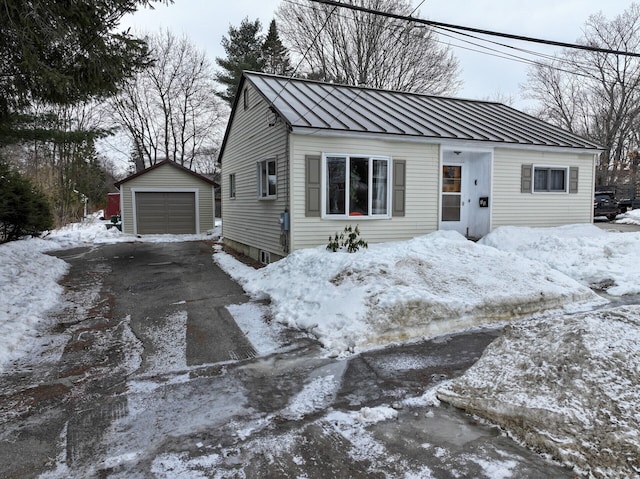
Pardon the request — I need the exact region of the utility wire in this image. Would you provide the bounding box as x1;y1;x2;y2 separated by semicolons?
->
409;0;426;17
308;0;640;58
269;4;337;104
283;0;597;74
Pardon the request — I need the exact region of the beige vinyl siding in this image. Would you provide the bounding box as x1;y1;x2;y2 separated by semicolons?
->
492;147;595;227
221;84;289;259
289;134;439;251
120;163;214;234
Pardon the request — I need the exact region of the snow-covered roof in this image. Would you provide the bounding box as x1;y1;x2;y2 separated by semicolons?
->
240;71;601;151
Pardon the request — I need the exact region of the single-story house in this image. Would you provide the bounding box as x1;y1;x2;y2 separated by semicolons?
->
219;71;602;263
115;159;218;235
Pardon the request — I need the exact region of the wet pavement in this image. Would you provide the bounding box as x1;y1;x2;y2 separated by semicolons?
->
0;241;579;478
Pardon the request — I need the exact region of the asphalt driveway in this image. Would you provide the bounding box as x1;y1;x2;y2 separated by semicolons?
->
0;241;579;478
98;241;256;367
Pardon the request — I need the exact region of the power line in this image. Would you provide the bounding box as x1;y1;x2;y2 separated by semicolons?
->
282;0;597;75
269;4;338;108
409;0;426;17
308;0;640;58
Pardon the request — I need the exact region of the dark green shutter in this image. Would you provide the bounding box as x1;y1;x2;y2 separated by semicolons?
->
392;159;406;217
305;155;321;217
521;164;532;193
569;167;579;194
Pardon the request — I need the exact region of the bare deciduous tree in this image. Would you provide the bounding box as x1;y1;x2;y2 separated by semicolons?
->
110;30;226;171
276;0;461;95
2;100;113;225
524;4;640;187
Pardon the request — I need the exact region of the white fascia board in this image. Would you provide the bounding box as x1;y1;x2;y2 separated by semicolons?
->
289;128;603;156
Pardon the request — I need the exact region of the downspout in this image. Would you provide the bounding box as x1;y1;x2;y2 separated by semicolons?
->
282;124;291;254
591;153;598;223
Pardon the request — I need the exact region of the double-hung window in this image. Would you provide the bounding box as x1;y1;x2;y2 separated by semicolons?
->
533;166;567;192
324;154;391;218
258;159;277;198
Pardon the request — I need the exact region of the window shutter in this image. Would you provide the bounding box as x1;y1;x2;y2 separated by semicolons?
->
392;159;406;217
569;167;579;194
521;164;532;193
305;155;321;217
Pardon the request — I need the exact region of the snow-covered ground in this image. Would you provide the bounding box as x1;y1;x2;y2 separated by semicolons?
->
617;206;640;225
438;305;640;479
479;223;640;296
0;213;220;371
2;213;640;477
214;231;607;355
213;214;640;358
2;214;639;369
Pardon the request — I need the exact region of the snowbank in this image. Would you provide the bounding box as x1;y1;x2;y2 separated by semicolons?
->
0;238;69;369
44;215;221;248
214;230;604;355
617;208;640;226
0;215;220;372
480;224;640;295
437;305;640;479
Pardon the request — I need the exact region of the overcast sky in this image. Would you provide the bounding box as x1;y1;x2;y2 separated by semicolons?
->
121;0;632;105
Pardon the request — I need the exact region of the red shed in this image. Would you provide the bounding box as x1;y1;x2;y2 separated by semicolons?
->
106;193;120;218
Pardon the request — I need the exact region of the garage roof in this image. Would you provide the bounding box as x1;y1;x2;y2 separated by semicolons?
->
240;72;601;151
114;159;218;188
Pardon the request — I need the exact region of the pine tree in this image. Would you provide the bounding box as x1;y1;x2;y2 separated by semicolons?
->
215;18;266;105
262;20;293;76
0;0;167;145
0;160;53;242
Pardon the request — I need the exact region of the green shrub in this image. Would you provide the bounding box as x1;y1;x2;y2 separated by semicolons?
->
327;225;368;253
0;161;53;242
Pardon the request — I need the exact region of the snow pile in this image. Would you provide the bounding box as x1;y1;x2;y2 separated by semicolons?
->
437;305;640;479
215;230;603;354
43;215;220;247
43;216;125;247
617;208;640;226
480;224;640;295
0;238;69;370
0;215;219;372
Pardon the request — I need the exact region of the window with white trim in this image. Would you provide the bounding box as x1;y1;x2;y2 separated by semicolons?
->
324;154;391;217
258;159;277;198
533;166;568;192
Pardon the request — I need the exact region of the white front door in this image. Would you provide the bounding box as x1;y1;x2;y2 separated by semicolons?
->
440;150;492;239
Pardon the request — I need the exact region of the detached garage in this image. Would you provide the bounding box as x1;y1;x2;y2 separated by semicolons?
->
115;160;218;235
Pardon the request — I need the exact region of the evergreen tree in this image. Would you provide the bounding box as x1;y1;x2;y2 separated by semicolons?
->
215;18;266;105
0;160;53;243
262;20;292;76
0;0;168;145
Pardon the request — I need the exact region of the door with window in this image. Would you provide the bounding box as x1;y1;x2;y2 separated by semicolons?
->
440;150;492;239
441;164;465;234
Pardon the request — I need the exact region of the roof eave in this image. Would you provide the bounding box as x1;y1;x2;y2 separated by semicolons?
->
289;127;604;154
114;159;219;188
219;73;293;165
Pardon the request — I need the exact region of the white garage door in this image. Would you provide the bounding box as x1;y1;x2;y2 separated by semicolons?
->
135;192;196;234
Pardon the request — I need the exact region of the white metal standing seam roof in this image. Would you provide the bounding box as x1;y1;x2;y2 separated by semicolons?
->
244;72;602;151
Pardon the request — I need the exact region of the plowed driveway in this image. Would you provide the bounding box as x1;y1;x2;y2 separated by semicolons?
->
0;241;578;478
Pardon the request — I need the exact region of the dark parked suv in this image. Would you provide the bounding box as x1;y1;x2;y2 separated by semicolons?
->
593;192;620;221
